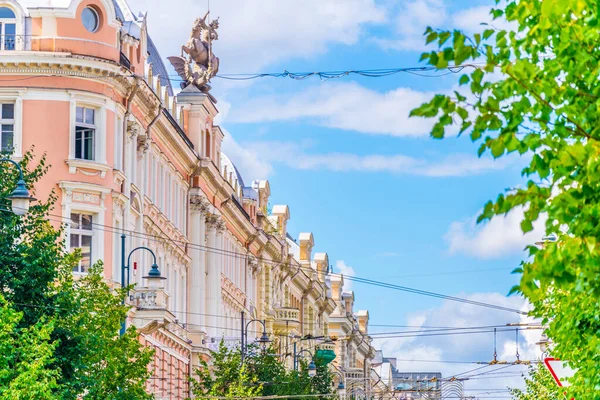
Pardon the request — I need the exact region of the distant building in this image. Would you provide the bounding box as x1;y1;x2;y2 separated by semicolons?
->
385;358;442;399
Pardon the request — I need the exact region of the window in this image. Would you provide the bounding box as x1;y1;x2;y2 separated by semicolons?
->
0;7;16;51
82;7;99;33
0;103;14;152
70;213;93;273
75;106;95;160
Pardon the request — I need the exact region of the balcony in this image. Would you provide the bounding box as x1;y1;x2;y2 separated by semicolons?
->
0;34;29;51
315;342;336;364
346;368;364;380
120;51;131;69
273;307;300;331
128;287;169;310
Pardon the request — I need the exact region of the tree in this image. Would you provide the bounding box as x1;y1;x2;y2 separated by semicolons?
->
0;150;153;398
0;294;59;399
410;0;600;397
511;363;562;400
191;341;334;399
192;341;263;399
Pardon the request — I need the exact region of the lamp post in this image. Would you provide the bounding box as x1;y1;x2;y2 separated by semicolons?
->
331;371;346;399
294;348;317;377
120;233;164;336
240;310;270;363
0;158;36;216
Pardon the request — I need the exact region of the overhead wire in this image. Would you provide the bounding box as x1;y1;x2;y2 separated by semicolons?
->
4;206;529;317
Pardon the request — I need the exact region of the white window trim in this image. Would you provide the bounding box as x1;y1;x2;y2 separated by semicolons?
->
59;181;109;275
67;92;109;177
0;2;27;51
0;89;23;157
69;212;94;273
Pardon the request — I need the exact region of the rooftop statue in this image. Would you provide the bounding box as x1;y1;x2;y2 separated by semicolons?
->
168;11;220;102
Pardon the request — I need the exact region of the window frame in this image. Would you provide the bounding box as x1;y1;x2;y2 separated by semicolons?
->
75;106;96;161
0;6;17;51
0;102;14;153
70;212;94;274
68;94;109;174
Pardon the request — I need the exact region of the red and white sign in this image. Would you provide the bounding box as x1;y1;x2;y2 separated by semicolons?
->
544;357;576;387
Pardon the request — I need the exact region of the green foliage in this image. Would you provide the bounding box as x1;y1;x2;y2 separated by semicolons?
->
191;341;334;399
0;294;59;399
411;0;600;398
511;363;562;399
0;150;153;399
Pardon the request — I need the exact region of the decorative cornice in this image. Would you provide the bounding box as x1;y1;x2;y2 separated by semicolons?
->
190;193;210;213
206;214;226;233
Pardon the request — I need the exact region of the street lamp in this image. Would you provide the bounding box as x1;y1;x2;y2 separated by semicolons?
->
240;310;270;363
331;371;346;399
294;348;317;376
1;158;36;216
120;233;164;336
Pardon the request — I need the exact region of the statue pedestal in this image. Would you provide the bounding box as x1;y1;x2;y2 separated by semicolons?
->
176;86;219;158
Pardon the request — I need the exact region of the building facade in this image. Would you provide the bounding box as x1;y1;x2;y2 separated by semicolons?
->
1;0;380;398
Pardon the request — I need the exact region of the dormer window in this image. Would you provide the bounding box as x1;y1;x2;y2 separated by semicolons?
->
82;6;99;33
0;7;16;50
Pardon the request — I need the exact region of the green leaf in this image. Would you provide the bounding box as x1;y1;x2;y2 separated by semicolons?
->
483;29;495;39
459;74;470;85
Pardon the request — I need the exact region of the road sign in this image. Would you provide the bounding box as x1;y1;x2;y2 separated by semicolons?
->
544;358;576;387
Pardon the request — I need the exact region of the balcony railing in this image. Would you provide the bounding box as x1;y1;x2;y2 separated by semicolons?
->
317;342;336;352
0;34;30;51
275;307;300;323
128;287;169;310
119;51;131;69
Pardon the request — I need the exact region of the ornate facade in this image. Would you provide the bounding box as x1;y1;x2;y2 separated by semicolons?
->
1;0;386;398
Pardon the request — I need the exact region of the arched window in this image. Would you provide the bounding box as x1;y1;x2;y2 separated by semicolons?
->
0;7;16;50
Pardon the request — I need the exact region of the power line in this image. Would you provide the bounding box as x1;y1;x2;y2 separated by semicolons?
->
2;206;528;316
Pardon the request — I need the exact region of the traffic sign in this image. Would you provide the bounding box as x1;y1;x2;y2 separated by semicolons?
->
544;358;576;387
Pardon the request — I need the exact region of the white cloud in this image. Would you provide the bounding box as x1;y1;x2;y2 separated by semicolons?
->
221;131;273;181
238;140;510;177
229;82;436;137
374;0;446;51
453;5;518;34
374;2;517;52
336;260;356;292
373;293;540;393
445;207;547;259
127;0;386;72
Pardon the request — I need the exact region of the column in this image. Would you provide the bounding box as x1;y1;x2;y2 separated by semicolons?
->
215;224;225;337
205;216;221;338
189;194;208;334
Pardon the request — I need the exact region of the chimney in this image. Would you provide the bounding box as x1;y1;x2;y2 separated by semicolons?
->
314;252;328;283
356;310;369;334
271;205;290;238
298;232;314;262
330;275;343;301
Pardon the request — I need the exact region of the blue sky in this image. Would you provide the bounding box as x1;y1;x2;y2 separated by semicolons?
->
131;0;541;391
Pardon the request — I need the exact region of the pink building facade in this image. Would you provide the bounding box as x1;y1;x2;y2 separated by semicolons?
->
1;0;377;398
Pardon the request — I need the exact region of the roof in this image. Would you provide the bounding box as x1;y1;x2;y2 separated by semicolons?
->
112;0;125;21
287;236;300;260
147;35;173;96
221;152;245;187
111;0;173;96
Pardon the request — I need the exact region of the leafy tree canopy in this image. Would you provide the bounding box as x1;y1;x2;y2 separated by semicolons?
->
192;341;334;399
0;150;153;398
411;0;600;397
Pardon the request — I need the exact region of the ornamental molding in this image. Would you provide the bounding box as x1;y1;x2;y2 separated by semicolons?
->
190;193;211;213
136;134;150;156
127;118;142;139
206;214;225;232
221;273;247;308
